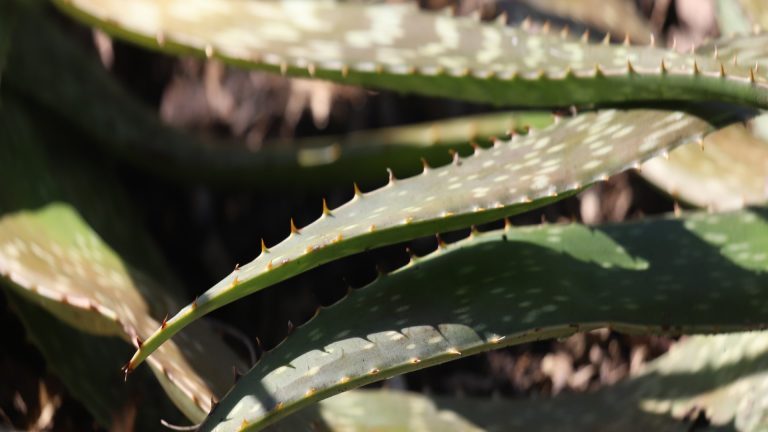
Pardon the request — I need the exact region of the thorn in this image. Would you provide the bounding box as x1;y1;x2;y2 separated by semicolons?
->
495;12;507;25
191;296;199;310
580;30;590;43
541;21;551;34
560;25;570;39
239;418;249;431
353;182;363;197
261;239;269;254
750;67;756;83
287;320;295;335
521;17;531;31
602;33;611;45
341;65;349;78
504;218;512;231
307;63;316;77
161;314;169;330
290;218;300;235
387;168;396;183
420;157;430;172
649;33;655;47
205;44;214;59
321;198;332;217
698;138;705;150
155;31;165;46
368;224;376;232
594;64;604;77
135;336;143;349
674;201;682;218
660;59;667;74
720;63;726;77
280;62;288;75
713;46;719;59
626;59;635;74
446;347;462;356
693;60;700;75
436;234;448;249
449;149;459;165
623;33;630;46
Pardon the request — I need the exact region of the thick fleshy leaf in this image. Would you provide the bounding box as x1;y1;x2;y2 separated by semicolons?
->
203;208;768;431
519;0;653;43
53;0;768;109
276;330;768;431
5;291;186;429
5;13;553;188
642;115;768;210
0;100;248;422
128;108;718;372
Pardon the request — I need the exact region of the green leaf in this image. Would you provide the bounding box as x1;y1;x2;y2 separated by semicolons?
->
0;98;248;422
277;328;768;431
642;115;768;211
128;108;718;372
202;207;768;431
53;0;768;109
5;291;186;429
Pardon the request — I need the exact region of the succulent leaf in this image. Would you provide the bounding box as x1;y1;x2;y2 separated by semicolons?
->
128;108;718;372
6;292;186;429
642;115;768;210
278;329;768;432
202;208;768;431
0;99;248;422
53;0;768;108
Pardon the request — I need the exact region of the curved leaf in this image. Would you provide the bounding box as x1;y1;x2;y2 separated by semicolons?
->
642;116;768;211
0;99;248;422
53;0;768;109
128;108;718;372
203;208;768;430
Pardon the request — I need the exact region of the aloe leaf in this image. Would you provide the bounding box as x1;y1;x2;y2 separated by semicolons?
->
642;115;768;210
127;108;720;372
5;291;186;429
279;329;768;431
0;99;248;422
519;0;653;43
201;207;768;431
53;0;768;109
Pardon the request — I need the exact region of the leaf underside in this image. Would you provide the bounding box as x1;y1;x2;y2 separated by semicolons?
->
128;108;717;372
0;99;247;422
204;208;768;431
278;329;768;432
54;0;768;108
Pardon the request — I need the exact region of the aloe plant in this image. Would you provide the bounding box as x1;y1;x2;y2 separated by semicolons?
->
2;0;768;431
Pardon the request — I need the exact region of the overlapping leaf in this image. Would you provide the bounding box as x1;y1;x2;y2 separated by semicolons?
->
54;0;768;108
203;208;768;430
277;329;768;431
128;108;720;372
0;99;247;422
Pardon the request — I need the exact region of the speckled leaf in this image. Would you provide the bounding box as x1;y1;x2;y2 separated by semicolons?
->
642;115;768;211
277;329;768;432
203;208;768;431
5;13;553;188
519;0;653;43
5;291;186;430
53;0;768;108
0;100;248;422
128;108;718;372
